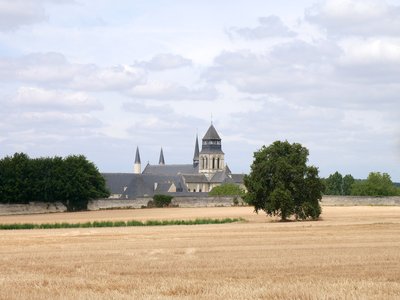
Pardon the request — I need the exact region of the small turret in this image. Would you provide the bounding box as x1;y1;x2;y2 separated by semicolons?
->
159;147;165;165
193;134;199;167
133;146;141;174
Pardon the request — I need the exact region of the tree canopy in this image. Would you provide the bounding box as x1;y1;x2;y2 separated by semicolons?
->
0;153;110;211
324;171;354;195
209;183;245;197
351;172;400;196
244;141;324;221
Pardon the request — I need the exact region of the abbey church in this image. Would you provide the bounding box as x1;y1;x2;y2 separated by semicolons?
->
102;124;245;199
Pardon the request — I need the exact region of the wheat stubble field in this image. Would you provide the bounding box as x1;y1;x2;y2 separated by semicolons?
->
0;206;399;299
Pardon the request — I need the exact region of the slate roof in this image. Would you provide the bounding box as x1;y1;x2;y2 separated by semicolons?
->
231;174;245;184
102;173;136;195
142;164;198;176
102;173;189;199
154;182;174;193
203;124;221;140
199;149;224;155
210;171;232;183
182;174;209;183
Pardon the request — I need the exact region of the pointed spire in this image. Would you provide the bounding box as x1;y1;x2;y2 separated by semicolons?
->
193;134;199;166
203;124;221;140
159;147;165;165
133;146;141;174
134;146;141;164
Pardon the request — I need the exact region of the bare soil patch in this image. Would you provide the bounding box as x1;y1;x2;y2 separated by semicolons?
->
0;206;399;299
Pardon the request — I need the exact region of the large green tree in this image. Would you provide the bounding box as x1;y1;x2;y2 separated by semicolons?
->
351;172;400;196
0;153;109;211
244;141;324;221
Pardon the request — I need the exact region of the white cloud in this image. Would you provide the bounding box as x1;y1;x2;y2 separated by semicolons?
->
72;65;146;91
0;52;146;91
0;0;73;31
17;111;101;129
138;53;192;71
227;15;296;39
13;86;103;112
206;49;326;94
127;81;217;101
338;38;400;65
306;0;400;37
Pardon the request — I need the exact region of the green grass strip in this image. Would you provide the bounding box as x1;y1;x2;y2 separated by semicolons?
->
0;218;244;230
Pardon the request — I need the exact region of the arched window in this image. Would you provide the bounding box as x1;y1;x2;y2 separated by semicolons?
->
212;157;215;169
205;157;208;169
217;157;220;169
202;157;205;169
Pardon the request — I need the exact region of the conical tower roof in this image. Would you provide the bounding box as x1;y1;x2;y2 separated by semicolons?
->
134;146;141;164
193;134;199;161
200;124;224;154
203;124;221;140
159;147;165;165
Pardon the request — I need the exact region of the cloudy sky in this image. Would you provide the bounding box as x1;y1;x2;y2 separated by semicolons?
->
1;0;400;180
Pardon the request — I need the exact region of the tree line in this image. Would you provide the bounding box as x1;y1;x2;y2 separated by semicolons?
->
323;171;400;196
0;153;110;211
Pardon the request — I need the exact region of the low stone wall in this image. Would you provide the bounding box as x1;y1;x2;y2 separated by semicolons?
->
1;196;399;216
88;196;240;210
171;196;241;208
0;202;67;216
321;195;400;206
88;198;149;210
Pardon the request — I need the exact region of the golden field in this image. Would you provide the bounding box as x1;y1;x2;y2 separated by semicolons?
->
0;206;399;299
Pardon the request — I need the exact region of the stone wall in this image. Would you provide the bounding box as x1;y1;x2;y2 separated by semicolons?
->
1;196;399;216
87;198;149;210
171;196;241;207
0;202;66;216
88;196;240;210
321;195;400;206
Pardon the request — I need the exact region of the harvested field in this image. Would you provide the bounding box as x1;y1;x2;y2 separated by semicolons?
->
0;206;399;299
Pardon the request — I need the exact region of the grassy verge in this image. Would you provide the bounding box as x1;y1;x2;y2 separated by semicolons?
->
0;218;244;230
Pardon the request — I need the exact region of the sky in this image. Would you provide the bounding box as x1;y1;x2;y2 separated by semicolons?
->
0;0;400;180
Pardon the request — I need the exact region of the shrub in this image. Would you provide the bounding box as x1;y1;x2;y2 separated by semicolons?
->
209;183;245;197
153;194;173;207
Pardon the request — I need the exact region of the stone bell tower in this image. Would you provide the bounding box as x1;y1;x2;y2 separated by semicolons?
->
199;124;225;179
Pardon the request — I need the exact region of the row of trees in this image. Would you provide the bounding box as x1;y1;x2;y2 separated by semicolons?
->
0;153;110;211
324;171;399;196
323;172;354;195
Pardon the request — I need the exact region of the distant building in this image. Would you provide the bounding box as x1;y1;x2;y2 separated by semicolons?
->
102;124;245;199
